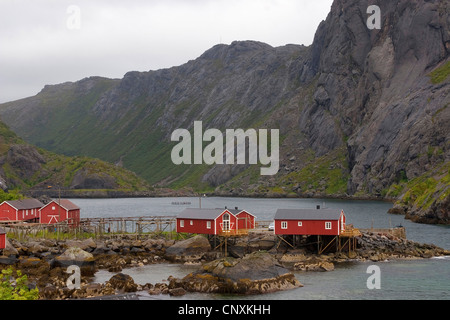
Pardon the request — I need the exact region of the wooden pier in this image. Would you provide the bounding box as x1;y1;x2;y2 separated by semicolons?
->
79;216;177;236
0;216;179;240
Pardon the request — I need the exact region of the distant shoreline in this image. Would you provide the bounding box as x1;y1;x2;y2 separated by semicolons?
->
28;188;395;203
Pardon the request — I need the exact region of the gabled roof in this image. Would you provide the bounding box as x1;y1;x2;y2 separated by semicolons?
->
274;208;344;221
40;199;80;211
177;208;232;220
235;209;256;218
3;199;44;210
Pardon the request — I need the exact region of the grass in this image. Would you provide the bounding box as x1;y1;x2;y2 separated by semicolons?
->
280;147;349;196
7;230;97;241
389;161;450;211
429;61;450;84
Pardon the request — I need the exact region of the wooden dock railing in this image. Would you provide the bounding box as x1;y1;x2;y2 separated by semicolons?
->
218;229;249;237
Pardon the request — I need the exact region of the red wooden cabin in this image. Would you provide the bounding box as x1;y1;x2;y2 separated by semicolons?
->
235;209;256;230
0;228;6;250
39;199;81;227
274;207;346;236
0;199;44;222
176;208;255;236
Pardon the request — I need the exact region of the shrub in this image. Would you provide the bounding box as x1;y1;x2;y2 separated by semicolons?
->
0;267;39;300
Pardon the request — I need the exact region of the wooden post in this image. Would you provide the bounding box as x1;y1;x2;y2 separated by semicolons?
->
317;235;320;254
224;236;227;257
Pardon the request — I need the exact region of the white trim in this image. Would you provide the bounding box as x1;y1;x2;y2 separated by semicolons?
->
0;201;19;211
48;215;59;223
325;222;332;230
281;221;288;229
235;210;256;218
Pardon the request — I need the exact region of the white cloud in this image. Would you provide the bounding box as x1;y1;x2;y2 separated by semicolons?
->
0;0;333;103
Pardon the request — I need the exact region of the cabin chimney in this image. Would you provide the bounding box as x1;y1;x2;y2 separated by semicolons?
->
235;207;238;210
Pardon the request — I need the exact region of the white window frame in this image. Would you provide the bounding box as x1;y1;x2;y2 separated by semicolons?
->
180;220;184;228
206;221;211;229
298;221;302;227
325;222;332;230
190;220;193;226
281;221;288;229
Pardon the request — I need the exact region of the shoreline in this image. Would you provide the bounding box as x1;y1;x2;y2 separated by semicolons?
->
31;189;395;203
1;229;448;300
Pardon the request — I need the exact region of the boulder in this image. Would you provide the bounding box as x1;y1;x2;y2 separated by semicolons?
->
2;238;19;257
169;287;186;297
171;251;302;295
165;235;211;262
54;247;96;276
66;238;97;251
26;241;49;256
107;273;138;293
56;246;94;262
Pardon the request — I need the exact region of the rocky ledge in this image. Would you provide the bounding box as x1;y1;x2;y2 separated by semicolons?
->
168;251;302;295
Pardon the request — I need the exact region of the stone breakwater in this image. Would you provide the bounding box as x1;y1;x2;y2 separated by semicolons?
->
0;231;448;299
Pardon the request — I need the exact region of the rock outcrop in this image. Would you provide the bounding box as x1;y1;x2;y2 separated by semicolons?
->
164;235;212;263
169;252;302;295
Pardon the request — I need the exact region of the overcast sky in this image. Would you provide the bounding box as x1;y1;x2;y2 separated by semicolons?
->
0;0;333;103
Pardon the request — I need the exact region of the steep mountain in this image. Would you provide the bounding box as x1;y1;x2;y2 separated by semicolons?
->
0;119;151;199
0;0;448;223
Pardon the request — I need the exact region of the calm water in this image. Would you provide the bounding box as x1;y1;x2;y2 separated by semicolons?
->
70;197;450;300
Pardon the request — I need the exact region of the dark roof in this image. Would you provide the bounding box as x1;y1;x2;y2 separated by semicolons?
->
40;199;80;211
177;208;231;220
274;209;344;221
5;199;44;210
56;199;80;211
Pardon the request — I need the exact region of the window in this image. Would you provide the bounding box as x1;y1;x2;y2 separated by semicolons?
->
52;206;56;211
298;221;302;227
222;213;230;231
190;220;193;226
325;222;332;230
206;221;211;229
281;221;288;229
180;220;184;228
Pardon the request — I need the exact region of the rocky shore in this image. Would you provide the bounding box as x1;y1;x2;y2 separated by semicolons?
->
0;231;448;300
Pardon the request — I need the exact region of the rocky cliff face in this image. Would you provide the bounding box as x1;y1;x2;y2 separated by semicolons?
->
0;0;448;222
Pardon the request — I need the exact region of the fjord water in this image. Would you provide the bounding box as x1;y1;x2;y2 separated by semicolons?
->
76;197;450;300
